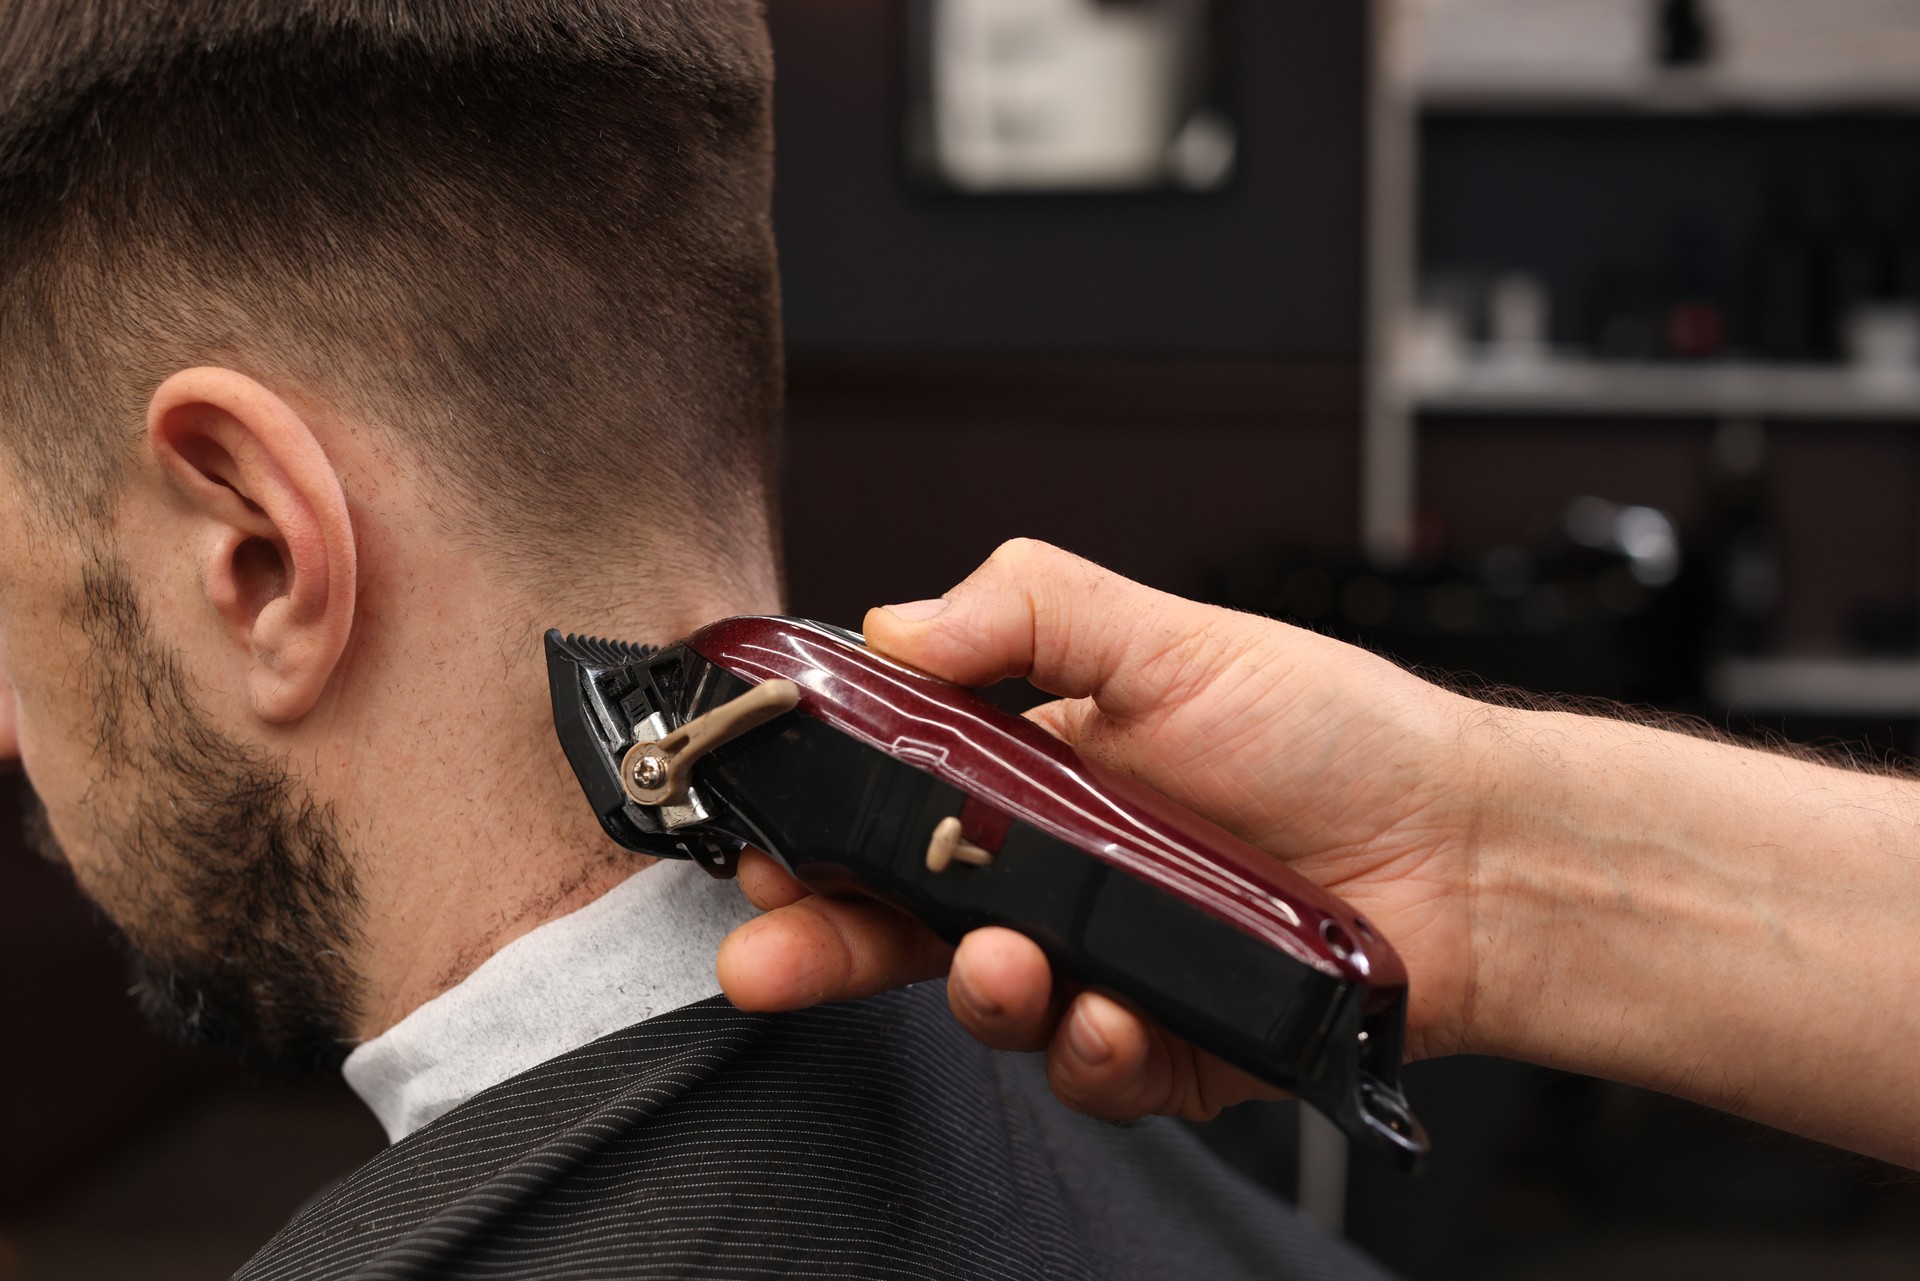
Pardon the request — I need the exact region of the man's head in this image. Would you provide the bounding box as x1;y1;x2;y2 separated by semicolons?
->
0;0;782;1067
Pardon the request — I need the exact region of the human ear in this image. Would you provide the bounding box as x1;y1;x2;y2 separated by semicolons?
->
146;368;357;724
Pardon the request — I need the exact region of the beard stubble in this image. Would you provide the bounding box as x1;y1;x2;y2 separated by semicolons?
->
21;554;365;1070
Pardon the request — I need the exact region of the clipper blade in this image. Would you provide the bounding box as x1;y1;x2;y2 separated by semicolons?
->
547;631;658;671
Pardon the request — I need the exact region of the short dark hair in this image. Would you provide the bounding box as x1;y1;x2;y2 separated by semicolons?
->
0;1;780;571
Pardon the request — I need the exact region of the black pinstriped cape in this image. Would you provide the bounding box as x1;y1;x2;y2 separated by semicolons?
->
233;984;1395;1280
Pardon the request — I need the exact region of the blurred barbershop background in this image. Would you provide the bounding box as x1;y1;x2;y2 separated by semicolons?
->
8;1;1920;1276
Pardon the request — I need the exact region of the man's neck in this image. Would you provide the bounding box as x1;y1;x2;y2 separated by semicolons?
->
312;545;772;1043
343;856;759;1141
343;654;647;1040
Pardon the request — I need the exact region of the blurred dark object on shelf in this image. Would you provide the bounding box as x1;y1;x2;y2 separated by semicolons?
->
1209;495;1707;708
1743;168;1827;360
1655;0;1715;71
1702;420;1780;656
1585;266;1661;360
1831;173;1884;347
1658;216;1730;360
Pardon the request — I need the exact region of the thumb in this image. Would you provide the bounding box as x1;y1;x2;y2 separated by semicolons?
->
861;539;1234;719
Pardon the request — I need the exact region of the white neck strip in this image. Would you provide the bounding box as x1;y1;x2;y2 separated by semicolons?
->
341;859;759;1143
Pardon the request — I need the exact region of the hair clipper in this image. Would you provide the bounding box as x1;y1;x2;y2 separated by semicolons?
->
545;616;1428;1168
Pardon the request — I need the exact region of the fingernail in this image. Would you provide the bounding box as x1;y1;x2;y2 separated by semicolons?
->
949;968;1002;1020
1065;1004;1111;1065
883;598;950;623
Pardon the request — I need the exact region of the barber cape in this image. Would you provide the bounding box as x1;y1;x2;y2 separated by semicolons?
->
233;862;1394;1281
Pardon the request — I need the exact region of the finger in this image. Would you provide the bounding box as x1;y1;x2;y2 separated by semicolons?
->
1046;991;1283;1122
1044;991;1171;1121
862;538;1246;721
947;927;1059;1052
734;847;809;912
716;892;952;1012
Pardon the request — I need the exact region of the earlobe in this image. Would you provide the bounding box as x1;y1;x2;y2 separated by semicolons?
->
147;368;357;724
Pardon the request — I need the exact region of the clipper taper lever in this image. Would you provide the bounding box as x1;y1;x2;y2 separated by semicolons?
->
620;679;800;807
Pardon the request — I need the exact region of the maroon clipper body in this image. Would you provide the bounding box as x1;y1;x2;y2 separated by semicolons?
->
691;616;1389;986
546;616;1430;1168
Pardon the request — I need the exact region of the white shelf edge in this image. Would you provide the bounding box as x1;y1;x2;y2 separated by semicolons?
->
1416;77;1920;117
1709;657;1920;717
1405;359;1920;422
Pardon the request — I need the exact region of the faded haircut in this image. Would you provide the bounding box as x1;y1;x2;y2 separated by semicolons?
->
0;1;781;572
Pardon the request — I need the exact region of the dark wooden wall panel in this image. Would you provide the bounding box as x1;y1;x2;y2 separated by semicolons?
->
783;361;1361;622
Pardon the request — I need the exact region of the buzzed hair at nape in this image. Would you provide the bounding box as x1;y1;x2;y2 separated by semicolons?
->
0;0;781;573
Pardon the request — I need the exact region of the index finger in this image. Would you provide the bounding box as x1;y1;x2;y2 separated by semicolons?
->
861;539;1243;721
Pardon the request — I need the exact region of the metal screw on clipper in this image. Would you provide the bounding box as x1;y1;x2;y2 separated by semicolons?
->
631;754;669;792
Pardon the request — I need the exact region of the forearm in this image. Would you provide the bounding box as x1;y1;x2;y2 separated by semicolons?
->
1463;707;1920;1166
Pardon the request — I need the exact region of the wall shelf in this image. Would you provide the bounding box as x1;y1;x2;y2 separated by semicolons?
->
1410;0;1920;120
1709;656;1920;717
1417;77;1920;118
1404;358;1920;422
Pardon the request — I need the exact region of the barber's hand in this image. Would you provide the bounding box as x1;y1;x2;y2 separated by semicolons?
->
718;539;1488;1122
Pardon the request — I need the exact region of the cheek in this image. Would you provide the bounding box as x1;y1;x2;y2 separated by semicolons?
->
0;666;15;760
8;660;116;876
3;599;99;784
13;698;147;925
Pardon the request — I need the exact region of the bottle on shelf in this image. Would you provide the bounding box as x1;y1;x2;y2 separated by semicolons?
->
1704;420;1781;657
1829;171;1880;353
1742;168;1819;362
1584;266;1659;362
1658;218;1728;361
1486;272;1551;372
1842;175;1920;386
1896;177;1920;305
1654;0;1715;71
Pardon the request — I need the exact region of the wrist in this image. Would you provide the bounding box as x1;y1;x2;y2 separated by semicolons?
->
1382;691;1571;1062
1444;701;1920;1163
1445;703;1665;1065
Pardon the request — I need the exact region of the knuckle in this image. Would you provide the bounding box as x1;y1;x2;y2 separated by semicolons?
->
986;537;1064;577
